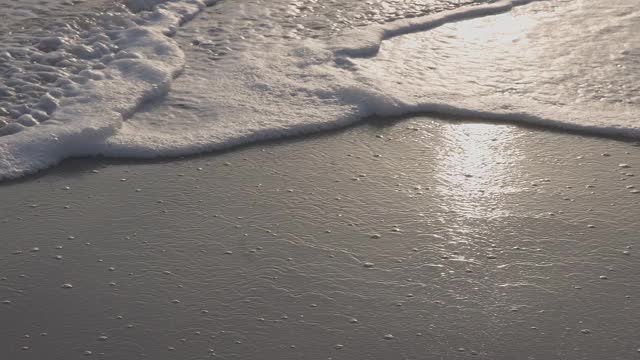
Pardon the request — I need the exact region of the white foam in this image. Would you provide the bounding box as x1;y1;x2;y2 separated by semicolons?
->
0;0;638;180
0;0;217;179
95;0;639;157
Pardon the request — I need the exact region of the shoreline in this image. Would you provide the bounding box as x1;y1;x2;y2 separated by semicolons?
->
2;115;640;359
5;112;640;186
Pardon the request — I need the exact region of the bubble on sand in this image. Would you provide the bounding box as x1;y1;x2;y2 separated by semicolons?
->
619;164;631;168
98;335;108;341
370;234;381;239
61;283;73;288
30;247;40;252
335;344;344;349
54;255;63;260
383;334;394;340
363;262;375;268
2;300;11;304
171;299;181;304
580;329;592;334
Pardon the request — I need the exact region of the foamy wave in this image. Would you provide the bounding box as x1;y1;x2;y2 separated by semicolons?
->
0;0;217;179
94;0;638;158
1;0;638;180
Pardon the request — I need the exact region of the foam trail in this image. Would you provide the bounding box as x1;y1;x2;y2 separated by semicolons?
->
332;0;542;57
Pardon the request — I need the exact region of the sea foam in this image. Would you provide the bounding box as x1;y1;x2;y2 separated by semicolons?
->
0;0;217;178
0;0;638;179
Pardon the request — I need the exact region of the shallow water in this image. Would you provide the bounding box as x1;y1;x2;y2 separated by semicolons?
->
355;0;639;125
2;1;640;358
0;0;638;179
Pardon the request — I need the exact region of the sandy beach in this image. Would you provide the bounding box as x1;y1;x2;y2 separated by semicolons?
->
2;115;640;359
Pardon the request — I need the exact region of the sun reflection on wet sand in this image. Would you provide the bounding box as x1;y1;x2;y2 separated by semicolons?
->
433;122;523;219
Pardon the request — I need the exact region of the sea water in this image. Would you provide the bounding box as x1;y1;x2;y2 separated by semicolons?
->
0;0;637;179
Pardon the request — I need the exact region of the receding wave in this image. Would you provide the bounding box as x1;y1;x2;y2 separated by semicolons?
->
0;0;637;180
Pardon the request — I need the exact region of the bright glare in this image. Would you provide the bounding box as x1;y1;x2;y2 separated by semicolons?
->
452;10;536;45
433;122;522;219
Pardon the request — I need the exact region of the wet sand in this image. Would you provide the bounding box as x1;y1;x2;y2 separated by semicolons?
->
2;115;640;359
